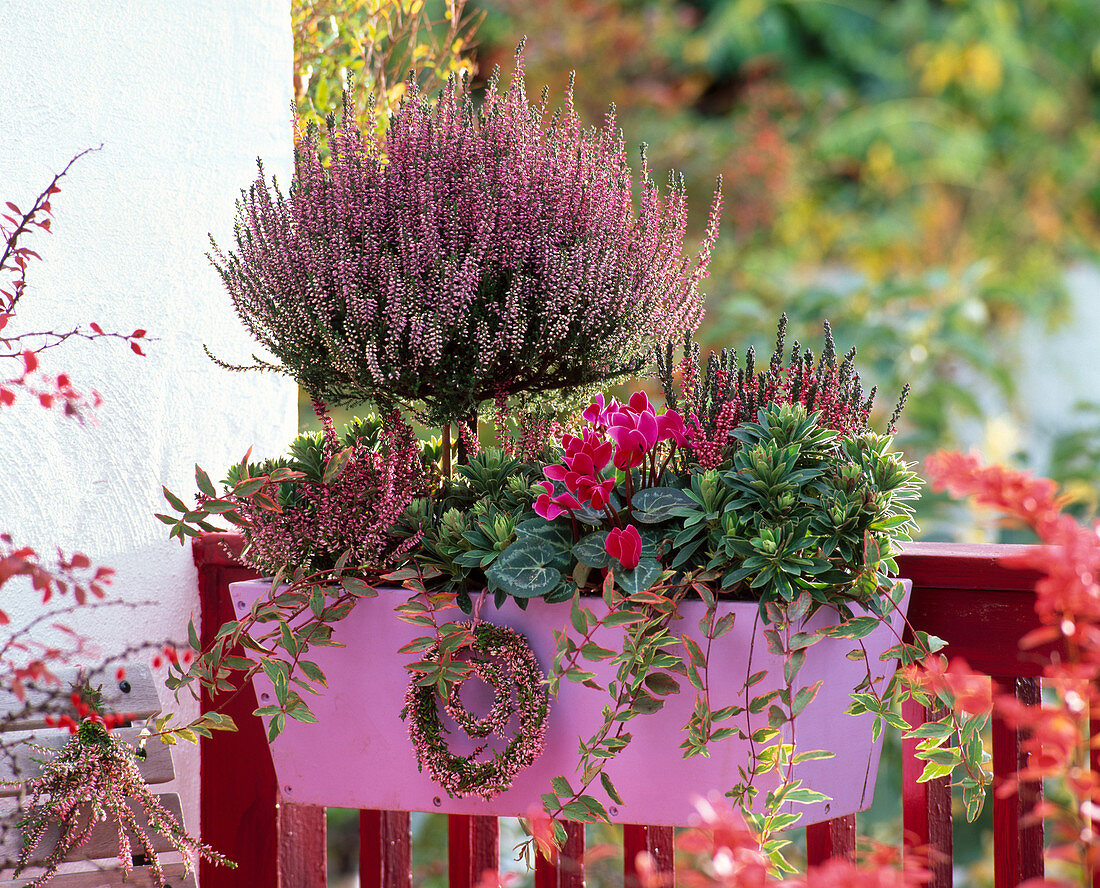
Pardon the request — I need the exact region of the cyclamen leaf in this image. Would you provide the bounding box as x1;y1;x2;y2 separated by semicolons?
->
572;532;610;568
485;538;561;598
613;558;662;595
631;486;695;522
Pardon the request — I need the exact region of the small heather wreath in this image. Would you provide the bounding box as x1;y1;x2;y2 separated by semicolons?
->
402;622;550;799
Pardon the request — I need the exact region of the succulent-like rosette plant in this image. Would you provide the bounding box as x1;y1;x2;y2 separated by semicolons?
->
210;52;722;428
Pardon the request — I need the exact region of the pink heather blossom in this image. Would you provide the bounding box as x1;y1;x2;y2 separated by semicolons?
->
605;525;642;570
212;55;722;427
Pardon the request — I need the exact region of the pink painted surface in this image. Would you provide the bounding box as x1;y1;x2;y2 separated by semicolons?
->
230;580;911;826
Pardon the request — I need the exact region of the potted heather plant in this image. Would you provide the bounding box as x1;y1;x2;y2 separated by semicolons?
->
207;45;720;467
155;54;966;868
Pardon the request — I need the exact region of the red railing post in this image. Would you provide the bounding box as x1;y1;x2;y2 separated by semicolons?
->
623;824;674;887
535;821;585;888
805;816;856;865
992;677;1043;888
449;814;500;888
360;810;411;888
195;535;281;888
277;802;328;887
901;698;953;888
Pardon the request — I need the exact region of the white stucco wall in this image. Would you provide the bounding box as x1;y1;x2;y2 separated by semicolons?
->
0;0;297;857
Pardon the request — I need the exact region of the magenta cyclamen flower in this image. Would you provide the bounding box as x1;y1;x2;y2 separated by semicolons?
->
536;391;687;523
605;525;642;570
211;55;722;427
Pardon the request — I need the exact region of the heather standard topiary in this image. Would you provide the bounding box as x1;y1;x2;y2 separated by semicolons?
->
210;50;721;429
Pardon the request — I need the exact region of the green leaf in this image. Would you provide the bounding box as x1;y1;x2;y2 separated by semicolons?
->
600;772;624;805
612;557;662;595
784;787;829;805
631;487;694;522
710;611;737;639
195;465;217;498
602;611;646;628
322;446;353;483
298;660;327;686
561;801;593;822
267;712;286;742
485;538;562;598
573;532;611;568
162;486;188;513
233;477;265;497
644;672;680;696
579;794;609;820
792;681;822;717
551;776;574;797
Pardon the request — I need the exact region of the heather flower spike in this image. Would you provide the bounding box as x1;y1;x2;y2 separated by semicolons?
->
210;53;722;428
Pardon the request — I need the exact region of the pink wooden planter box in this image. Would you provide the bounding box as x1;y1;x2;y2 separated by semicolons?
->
230;579;911;827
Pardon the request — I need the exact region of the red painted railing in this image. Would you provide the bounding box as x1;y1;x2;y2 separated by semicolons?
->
192;536;1075;888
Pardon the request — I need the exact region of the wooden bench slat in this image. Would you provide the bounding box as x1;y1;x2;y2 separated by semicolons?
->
7;859;196;888
0;727;174;795
0;792;185;866
0;665;161;734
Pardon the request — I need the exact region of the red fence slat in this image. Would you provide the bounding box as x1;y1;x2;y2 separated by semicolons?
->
805;816;855;865
277;802;328;887
623;824;674;887
901;698;953;888
194;535;278;888
449;814;500;888
360;810;411;888
992;677;1043;888
535;822;585;888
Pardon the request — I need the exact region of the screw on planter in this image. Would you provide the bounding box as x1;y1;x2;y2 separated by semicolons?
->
261;693;270;701
118;680;131;694
433;797;442;807
608;806;618;817
824;803;831;813
284;785;293;794
236;602;245;610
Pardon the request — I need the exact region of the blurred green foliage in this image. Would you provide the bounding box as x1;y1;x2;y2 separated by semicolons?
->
470;0;1100;535
293;0;481;139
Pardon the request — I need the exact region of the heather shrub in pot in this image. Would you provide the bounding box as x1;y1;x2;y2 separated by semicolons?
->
209;49;722;430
